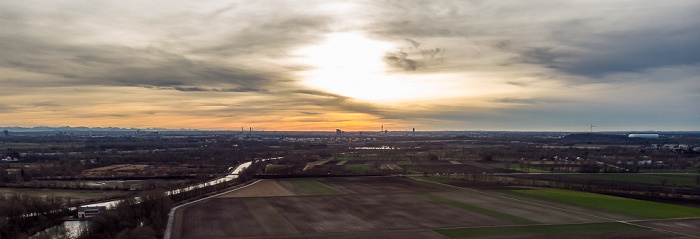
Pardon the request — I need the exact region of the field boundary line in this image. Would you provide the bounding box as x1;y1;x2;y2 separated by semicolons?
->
408;177;700;238
164;179;263;239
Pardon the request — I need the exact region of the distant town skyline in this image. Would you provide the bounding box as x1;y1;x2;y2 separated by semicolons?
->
1;1;699;131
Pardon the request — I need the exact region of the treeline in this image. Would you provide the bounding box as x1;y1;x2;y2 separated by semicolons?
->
76;160;267;239
78;191;172;239
0;194;70;239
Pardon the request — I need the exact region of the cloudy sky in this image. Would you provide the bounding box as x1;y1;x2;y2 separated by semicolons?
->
1;1;699;131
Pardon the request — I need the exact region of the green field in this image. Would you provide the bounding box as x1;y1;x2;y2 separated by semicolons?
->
345;164;371;174
406;169;422;174
411;176;463;183
562;174;699;186
418;193;537;225
505;164;550;173
265;164;288;172
334;156;365;161
434;222;647;238
639;170;698;174
512;189;700;219
284;178;344;195
396;160;412;165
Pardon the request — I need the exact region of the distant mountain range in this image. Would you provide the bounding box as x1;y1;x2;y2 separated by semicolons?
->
0;126;198;132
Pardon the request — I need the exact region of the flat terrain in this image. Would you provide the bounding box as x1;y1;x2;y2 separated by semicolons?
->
170;176;700;239
217;179;295;198
631;218;700;237
560;173;700;186
0;188;130;202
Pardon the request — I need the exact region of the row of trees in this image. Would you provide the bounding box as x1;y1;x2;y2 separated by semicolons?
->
0;194;70;239
77;160;268;239
77;190;172;239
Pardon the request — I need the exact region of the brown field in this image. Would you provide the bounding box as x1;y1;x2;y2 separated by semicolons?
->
84;164;150;172
402;163;509;174
171;176;697;239
315;176;451;194
80;163;216;178
267;194;506;233
81;164;152;177
217;179;295;198
266;229;445;239
175;198;266;239
0;188;130;202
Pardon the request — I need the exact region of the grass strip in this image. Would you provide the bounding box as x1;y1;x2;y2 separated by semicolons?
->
345;164;371;174
513;189;700;219
396;160;412;165
284;178;344;195
506;164;549;173
406;169;422;174
434;222;647;238
411;176;462;183
418;193;537;225
335;160;347;165
562;174;699;186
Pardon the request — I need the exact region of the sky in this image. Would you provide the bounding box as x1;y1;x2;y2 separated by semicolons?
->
1;1;699;131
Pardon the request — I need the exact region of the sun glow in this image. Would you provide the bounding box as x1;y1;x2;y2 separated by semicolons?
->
295;32;425;101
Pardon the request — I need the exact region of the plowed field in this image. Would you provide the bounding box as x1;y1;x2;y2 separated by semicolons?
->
217;179;295;198
170;176;699;239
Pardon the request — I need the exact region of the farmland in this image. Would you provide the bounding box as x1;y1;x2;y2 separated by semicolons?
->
0;187;130;203
170;176;700;238
3;130;698;238
511;189;700;219
560;173;700;186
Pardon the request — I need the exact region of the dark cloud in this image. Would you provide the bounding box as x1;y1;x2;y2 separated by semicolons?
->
506;81;529;87
292;90;349;99
384;50;420;71
492;98;536;104
0;34;280;90
1;1;699;130
0;1;334;92
405;38;421;48
171;86;269;93
189;14;332;58
518;28;700;78
420;48;444;59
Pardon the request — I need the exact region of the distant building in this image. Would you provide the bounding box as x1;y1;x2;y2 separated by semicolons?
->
2;130;8;136
2;156;18;162
77;206;106;219
336;129;342;136
628;134;659;139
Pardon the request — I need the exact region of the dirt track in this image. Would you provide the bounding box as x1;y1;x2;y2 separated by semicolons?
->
631;218;700;237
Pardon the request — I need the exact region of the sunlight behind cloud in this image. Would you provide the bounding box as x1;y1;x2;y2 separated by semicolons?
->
295;32;432;102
